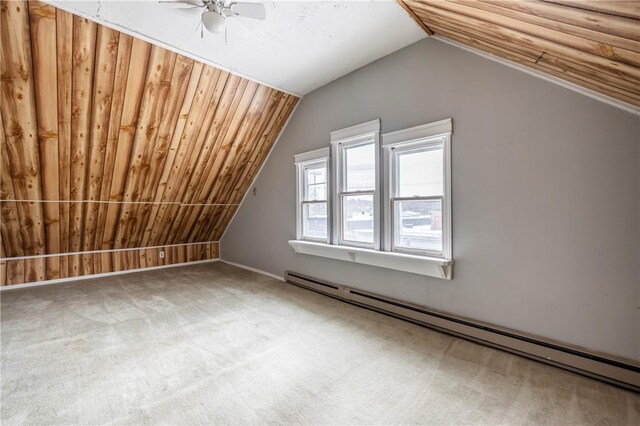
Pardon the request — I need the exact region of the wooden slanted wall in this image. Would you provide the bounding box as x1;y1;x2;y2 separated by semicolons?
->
0;1;298;286
399;0;640;108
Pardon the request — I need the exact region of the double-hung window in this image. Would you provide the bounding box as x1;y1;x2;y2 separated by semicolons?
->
331;120;381;249
292;118;452;279
295;148;330;243
383;119;452;259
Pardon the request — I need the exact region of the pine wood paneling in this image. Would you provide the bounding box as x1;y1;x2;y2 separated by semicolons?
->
0;113;24;258
101;38;151;250
94;33;133;253
67;15;97;277
1;0;47;284
83;25;119;255
113;46;176;249
400;0;640;108
0;1;298;286
1;242;219;286
56;7;73;278
441;1;640;66
28;2;59;280
140;61;203;247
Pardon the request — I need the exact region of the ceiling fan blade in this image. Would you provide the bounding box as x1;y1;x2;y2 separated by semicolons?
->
230;2;265;20
179;6;203;14
203;11;226;33
221;7;235;18
158;0;204;8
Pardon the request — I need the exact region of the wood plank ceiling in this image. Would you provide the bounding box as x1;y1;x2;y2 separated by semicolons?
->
0;1;298;282
399;0;640;108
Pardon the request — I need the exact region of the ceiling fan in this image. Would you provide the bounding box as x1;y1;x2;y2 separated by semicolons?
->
160;0;266;37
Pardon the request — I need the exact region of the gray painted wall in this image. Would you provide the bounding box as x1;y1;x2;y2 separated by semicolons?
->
221;38;640;361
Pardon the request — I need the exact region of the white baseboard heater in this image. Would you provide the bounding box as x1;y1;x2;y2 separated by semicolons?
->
285;271;640;392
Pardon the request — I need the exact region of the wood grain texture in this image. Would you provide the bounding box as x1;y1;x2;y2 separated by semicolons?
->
438;0;640;67
0;112;24;259
0;1;298;286
1;0;47;283
28;1;59;279
56;7;73;278
68;15;97;277
396;0;434;35
401;0;640;108
83;25;119;254
0;242;219;286
543;0;640;20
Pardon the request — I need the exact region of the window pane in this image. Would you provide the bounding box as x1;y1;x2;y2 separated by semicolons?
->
345;142;375;192
303;202;327;239
394;199;442;253
342;194;374;243
398;146;443;197
304;165;326;201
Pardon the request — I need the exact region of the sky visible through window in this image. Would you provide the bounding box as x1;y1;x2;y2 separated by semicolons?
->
395;145;443;252
398;147;443;197
345;143;375;191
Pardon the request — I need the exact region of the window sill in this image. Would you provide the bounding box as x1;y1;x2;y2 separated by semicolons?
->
288;240;453;279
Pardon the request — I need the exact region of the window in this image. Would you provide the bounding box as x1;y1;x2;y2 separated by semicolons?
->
331;120;381;249
388;139;447;256
295;148;330;242
291;119;452;279
383;119;452;259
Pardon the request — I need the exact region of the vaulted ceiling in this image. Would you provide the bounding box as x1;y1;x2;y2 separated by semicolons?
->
2;0;637;285
45;0;426;95
399;0;640;108
0;1;297;281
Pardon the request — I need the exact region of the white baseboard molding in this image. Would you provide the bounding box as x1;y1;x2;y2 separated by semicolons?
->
0;259;220;291
220;259;284;282
0;241;219;262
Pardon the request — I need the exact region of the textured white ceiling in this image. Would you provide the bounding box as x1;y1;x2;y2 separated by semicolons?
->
45;0;426;95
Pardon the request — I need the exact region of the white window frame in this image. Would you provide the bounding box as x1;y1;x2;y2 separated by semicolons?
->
289;118;454;280
330;119;381;250
383;119;452;260
295;147;330;243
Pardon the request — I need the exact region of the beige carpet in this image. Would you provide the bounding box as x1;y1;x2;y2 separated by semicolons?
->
1;262;638;425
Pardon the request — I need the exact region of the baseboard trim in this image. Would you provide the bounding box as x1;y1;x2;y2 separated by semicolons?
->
0;259;220;291
0;241;220;261
221;259;284;282
285;271;640;392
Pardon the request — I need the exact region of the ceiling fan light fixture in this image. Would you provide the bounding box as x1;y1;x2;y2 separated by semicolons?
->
161;0;266;37
203;10;225;33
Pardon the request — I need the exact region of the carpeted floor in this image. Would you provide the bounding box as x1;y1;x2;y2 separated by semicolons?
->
1;262;638;425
